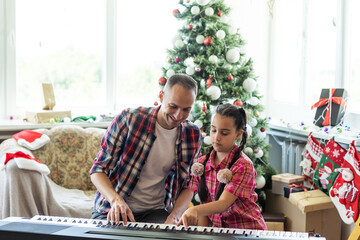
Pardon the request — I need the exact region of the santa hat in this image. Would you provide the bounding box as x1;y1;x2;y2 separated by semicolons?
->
0;150;50;175
324;161;333;174
12;130;50;150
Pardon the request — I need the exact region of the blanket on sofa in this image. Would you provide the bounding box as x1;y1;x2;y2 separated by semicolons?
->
0;155;95;219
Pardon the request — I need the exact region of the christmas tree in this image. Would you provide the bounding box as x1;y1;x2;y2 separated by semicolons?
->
157;0;276;209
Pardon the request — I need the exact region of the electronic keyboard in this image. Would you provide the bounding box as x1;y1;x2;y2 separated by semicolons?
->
0;215;326;240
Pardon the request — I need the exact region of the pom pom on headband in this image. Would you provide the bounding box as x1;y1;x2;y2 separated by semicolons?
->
191;162;204;177
217;168;233;184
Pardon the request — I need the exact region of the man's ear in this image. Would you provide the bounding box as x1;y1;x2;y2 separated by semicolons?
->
159;90;164;103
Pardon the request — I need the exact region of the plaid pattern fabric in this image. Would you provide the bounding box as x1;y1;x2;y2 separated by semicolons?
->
90;106;201;214
188;145;266;230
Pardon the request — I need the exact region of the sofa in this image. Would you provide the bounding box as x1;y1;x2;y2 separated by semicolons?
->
0;125;106;219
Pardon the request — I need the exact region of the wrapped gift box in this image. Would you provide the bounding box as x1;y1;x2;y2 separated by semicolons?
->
284;185;309;198
271;173;304;195
312;88;347;127
26;110;72;124
265;190;341;240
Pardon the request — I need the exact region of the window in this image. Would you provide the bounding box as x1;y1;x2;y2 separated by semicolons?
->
13;0;107;114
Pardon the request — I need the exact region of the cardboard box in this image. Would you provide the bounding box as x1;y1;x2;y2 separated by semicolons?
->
26;110;72;123
265;190;341;240
263;212;285;231
271;173;304;195
312;88;348;127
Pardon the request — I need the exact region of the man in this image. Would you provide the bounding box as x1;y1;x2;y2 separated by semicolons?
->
90;73;201;225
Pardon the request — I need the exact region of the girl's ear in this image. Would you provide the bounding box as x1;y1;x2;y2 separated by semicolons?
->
236;129;244;140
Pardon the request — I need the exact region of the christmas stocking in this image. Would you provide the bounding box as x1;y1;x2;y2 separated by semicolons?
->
299;133;323;189
313;138;346;195
330;141;360;224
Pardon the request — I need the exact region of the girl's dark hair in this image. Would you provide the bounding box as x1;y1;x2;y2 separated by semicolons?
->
198;103;248;202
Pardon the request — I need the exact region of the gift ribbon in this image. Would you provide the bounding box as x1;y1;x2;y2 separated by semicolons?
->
311;88;347;126
288;183;308;194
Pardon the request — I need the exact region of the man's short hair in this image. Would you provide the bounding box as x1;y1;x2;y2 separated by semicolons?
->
163;73;198;96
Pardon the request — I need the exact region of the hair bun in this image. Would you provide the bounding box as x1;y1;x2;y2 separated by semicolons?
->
217;168;233;184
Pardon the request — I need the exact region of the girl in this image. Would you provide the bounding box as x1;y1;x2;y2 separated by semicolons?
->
178;103;266;230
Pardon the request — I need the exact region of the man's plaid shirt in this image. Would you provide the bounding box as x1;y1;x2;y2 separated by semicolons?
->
90;106;201;214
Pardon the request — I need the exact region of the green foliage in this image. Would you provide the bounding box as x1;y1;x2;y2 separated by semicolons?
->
161;0;276;208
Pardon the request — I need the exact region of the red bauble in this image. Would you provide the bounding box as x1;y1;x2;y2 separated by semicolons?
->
227;75;233;81
206;76;212;88
217;11;223;17
158;77;167;86
173;9;180;16
203;37;212;46
202;103;207;115
154;101;158;106
188;24;193;30
254;148;259;153
233;100;243;107
260;127;266;132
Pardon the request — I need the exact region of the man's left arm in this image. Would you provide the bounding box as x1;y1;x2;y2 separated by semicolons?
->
165;188;194;225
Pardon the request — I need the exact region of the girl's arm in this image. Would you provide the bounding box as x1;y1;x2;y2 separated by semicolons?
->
177;190;237;228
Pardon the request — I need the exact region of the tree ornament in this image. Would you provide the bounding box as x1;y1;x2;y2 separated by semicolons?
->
228;26;237;34
194;119;203;128
206;76;212;88
174;57;180;63
191;6;200;15
203;37;212;46
226;48;240;63
158;77;167;86
254;148;259;153
196;0;210;6
201;132;207;138
257;130;267;139
172;9;180;16
166;69;175;78
206;86;221;100
203;136;211;145
205;7;214;16
227;75;233;81
254;148;264;158
216;30;226;40
209;55;218;64
200;79;205;88
256;175;266;189
194;193;200;203
154;101;158;106
186;66;195;75
217;11;223;17
260;127;265;132
167;57;171;63
244;147;253;155
196;35;205;44
220;15;229;23
233;100;243;107
202;103;207;115
246;124;252;136
248;118;257;127
243;78;257;92
224;63;232;70
188;24;193;30
195;66;201;72
175;39;184;48
248;96;260;106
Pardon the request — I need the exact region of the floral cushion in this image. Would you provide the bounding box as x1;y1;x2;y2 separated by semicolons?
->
0;125;106;191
